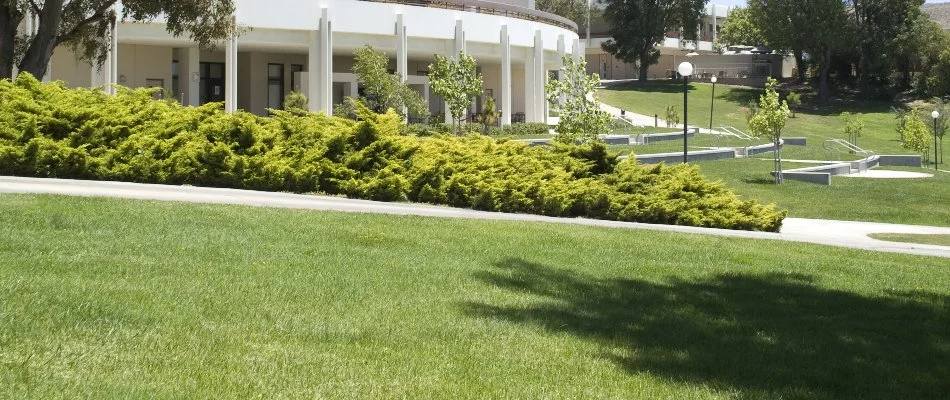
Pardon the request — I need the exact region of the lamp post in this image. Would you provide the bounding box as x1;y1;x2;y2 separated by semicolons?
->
933;110;940;170
678;61;694;163
709;76;717;131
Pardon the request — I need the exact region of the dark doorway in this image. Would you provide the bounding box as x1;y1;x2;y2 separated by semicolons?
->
199;62;225;105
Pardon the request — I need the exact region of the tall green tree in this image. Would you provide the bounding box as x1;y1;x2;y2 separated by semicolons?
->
428;51;483;130
352;45;428;118
546;55;610;144
599;0;706;81
747;78;790;184
849;0;924;97
1;0;236;80
748;0;850;99
716;7;765;47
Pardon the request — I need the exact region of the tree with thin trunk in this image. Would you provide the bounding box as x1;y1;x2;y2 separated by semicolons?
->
545;55;610;144
748;78;790;184
428;51;483;133
352;45;427;119
1;0;236;80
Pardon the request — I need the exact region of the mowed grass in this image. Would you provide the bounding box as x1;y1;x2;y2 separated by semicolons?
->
596;81;949;226
597;80;909;156
693;160;950;226
869;233;950;246
2;194;949;399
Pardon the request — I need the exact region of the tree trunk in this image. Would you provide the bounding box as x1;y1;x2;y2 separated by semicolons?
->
794;49;806;84
857;51;871;99
774;136;783;184
818;51;832;102
637;52;649;81
18;0;65;79
0;6;20;80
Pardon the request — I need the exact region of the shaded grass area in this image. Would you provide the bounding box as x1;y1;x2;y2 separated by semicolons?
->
869;233;950;246
694;160;950;226
598;80;909;156
2;194;949;398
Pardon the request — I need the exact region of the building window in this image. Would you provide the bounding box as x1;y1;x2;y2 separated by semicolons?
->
172;60;179;102
290;64;303;92
199;62;225;105
268;63;284;109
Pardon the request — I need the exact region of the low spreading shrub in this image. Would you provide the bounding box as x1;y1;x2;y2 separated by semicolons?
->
0;74;785;231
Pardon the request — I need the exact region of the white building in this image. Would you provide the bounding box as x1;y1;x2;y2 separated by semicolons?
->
40;0;581;124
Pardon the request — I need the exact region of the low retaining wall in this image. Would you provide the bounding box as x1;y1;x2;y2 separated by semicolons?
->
744;141;783;156
772;171;832;185
630;148;736;164
783;137;807;146
879;154;922;167
640;129;697;144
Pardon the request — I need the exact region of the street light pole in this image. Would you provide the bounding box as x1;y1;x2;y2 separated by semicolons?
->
678;62;694;163
709;76;717;131
933;110;940;170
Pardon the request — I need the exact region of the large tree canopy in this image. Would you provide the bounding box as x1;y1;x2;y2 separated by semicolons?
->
0;0;236;80
599;0;707;81
716;6;765;47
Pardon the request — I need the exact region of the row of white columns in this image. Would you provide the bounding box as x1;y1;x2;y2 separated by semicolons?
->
91;9;576;123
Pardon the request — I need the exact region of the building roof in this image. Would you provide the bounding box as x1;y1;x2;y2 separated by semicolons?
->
922;3;950;30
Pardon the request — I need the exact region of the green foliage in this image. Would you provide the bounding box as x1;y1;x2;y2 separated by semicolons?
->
716;7;766;47
665;105;680;128
0;74;785;231
748;78;790;184
486;123;551;137
840;112;864;146
283;91;308;114
3;0;236;79
545;55;611;144
428;52;483;129
785;92;801;117
898;109;931;155
600;0;705;81
352;46;428;119
748;78;790;143
481;96;498;132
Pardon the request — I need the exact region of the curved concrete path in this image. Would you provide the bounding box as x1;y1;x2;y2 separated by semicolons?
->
1;176;949;258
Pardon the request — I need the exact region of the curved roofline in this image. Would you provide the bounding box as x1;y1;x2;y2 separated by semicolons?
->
362;0;578;32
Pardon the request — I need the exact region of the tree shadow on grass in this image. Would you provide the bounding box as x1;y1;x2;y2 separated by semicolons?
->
463;258;950;399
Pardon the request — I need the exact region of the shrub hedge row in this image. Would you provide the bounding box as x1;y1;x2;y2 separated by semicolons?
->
0;75;785;231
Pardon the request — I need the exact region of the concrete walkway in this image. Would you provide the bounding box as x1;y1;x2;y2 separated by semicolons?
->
2;176;949;258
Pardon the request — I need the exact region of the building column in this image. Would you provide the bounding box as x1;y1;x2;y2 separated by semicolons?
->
523;47;535;123
308;30;320;112
445;19;465;124
534;30;544;123
225;32;237;113
319;7;333;114
711;7;718;42
107;18;118;94
348;80;359;99
179;47;200;106
500;25;511;126
396;13;408;118
557;34;565;107
572;38;581;64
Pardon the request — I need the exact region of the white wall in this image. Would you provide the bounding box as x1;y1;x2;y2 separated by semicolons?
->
49;48;93;88
117;44;174;94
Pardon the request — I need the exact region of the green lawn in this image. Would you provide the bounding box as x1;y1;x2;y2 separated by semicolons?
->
692;160;950;226
596;81;948;226
597;80;912;156
2;194;949;398
869;233;950;246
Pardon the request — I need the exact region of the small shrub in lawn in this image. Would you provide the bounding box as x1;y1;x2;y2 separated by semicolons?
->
0;74;785;231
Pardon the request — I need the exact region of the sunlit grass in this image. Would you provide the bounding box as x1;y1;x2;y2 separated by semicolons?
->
2;194;949;398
